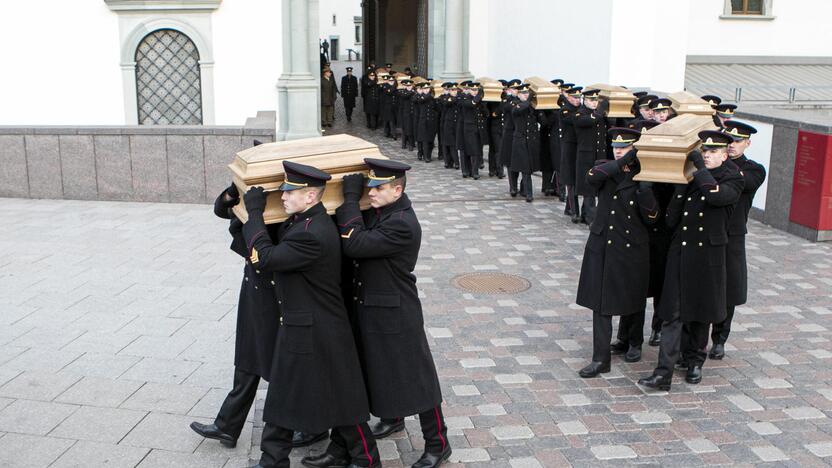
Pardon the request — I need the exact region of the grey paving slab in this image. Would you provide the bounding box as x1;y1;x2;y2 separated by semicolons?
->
49;405;147;443
50;440;150;468
120;382;208;414
135;448;228;468
120;412;210;453
0;371;82;401
55;376;144;408
0;433;75;468
0;399;78;435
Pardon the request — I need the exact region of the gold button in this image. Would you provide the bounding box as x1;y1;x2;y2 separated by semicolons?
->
701;196;705;201
278;300;282;304
699;213;704;217
626;230;630;234
677;194;683;199
609;225;614;230
244;277;249;281
611;210;616;214
629;201;634;205
682;241;687;246
687;197;691;201
699;227;703;232
271;280;275;285
256;270;260;274
683;226;687;231
608;240;612;245
254;286;258;290
613;195;618;199
698;242;703;247
626;243;631;248
280;317;283;324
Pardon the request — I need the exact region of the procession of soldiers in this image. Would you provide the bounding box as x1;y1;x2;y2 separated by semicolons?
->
187;60;767;467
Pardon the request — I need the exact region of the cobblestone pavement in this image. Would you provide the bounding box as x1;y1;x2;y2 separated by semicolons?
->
2;64;832;467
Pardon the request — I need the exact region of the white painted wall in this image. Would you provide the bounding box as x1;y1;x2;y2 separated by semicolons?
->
0;1;123;125
318;0;363;61
212;0;283;125
687;0;832;57
740;120;774;210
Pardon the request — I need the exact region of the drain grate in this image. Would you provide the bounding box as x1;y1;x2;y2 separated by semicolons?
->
451;272;531;294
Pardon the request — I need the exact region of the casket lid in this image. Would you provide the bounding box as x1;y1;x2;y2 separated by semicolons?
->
635;114;719;149
669;91;715;116
586;83;635;100
477;76;503;102
524;76;560;93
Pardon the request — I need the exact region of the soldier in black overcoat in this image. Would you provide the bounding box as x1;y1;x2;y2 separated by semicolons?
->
456;82;486;179
498;80;520;179
559;85;582;220
397;79;416;151
336;159;451;468
508;84;540;202
485;80;507;178
576;128;660;377
626;94;657;130
439;83;460;169
341;67;359;122
709;121;766;359
574;89;611;225
413;82;438;163
380;75;398;139
241;162;379;468
547;79;565;199
639;131;745;392
363;72;381;130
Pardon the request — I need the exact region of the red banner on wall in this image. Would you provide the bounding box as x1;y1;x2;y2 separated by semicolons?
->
789;131;832;231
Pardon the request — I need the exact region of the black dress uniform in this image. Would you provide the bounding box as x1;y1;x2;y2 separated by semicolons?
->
576;129;660;377
498;89;518;184
341;68;359;122
397;82;416;151
559;85;581;218
439;83;460;169
507;85;540;202
538;109;559;195
364;78;381;130
710;121;767;359
190;182;281;448
380;78;398;139
413;83;439;163
574;90;610;224
456;83;486;179
336;159;450;468
639;131;745;391
486;93;505;178
242;162;379;468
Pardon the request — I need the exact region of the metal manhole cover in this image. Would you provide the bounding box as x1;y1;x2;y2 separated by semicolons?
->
451;272;531;294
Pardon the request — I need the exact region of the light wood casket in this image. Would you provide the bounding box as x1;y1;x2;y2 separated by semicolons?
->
229;134;388;223
587;83;635;118
525;76;560;110
669;91;715;116
476;77;503;102
430;79;444;97
633;113;719;183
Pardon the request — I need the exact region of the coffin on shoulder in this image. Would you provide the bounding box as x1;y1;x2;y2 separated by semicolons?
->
634;113;719;184
524;76;560;110
229;135;388;224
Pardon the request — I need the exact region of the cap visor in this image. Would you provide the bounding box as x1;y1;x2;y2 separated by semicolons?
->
278;183;304;191
366;179;389;188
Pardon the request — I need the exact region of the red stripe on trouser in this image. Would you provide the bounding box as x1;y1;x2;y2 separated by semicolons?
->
434;407;446;451
356;424;373;467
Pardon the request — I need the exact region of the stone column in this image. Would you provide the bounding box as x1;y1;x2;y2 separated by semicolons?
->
437;0;472;81
277;0;321;141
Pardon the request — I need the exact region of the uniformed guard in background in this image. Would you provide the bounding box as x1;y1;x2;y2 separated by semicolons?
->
363;71;381;130
506;83;539;202
241;162;379;468
559;85;582;221
398;79;416;152
336;159;451;468
341;67;359;122
574;88;610;225
628;94;657;131
649;97;673;124
321;69;339;128
576;128;659;377
499;79;521;186
639;131;744;392
714;103;737;127
439;82;460;169
413;81;439;163
709;120;767;360
380;74;399;139
456;82;486;179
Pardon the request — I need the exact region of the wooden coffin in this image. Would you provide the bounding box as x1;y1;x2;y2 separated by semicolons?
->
587;83;635;118
524;76;560;110
669;91;715;116
229;135;388;224
430;79;444;97
633;113;719;183
394;72;411;89
476;77;503;102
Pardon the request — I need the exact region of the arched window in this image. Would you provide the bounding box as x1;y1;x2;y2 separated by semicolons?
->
135;29;203;125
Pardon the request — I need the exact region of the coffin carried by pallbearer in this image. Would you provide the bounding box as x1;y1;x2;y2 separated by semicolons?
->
587;83;635;118
633;105;719;183
524;76;560;110
476;77;503;102
669;91;716;116
229;135;388;223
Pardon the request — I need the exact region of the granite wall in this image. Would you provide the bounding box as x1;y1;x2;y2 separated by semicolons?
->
0;112;275;205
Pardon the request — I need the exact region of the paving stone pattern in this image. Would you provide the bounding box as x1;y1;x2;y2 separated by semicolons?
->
0;61;831;466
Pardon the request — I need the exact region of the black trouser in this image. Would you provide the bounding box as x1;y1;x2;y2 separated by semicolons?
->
487;144;502;176
711;305;735;345
681;322;710;368
617;302;663;346
418;141;434;161
655;294;682;378
402;134;415;150
214;368;260;440
592;311;613;363
384;120;396;138
262;423;378;468
377;406;449;454
541;170;554;193
443;145;459;168
460;151;481;177
366;113;378;129
564;186;578;215
346;106;354;120
508;171;532;198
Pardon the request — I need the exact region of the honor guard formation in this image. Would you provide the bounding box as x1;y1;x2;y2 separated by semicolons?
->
195;64;768;467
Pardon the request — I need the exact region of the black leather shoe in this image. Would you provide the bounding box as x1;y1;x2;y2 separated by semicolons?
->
709;343;725;360
301;452;349;468
509;190;518;198
685;365;703;384
472;175;480;180
189;422;236;447
525;195;533;203
571;213;581;224
578;361;610;378
674;359;689;370
293;431;329;448
347;462;381;468
624;345;642;363
637;374;671;391
610;340;628;355
412;445;452;468
371;419;405;439
648;330;661;346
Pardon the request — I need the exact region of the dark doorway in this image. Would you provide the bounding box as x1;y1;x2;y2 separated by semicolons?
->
362;0;429;76
330;37;340;61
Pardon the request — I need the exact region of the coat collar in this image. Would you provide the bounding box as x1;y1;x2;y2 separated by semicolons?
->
375;193;411;219
290;202;326;223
